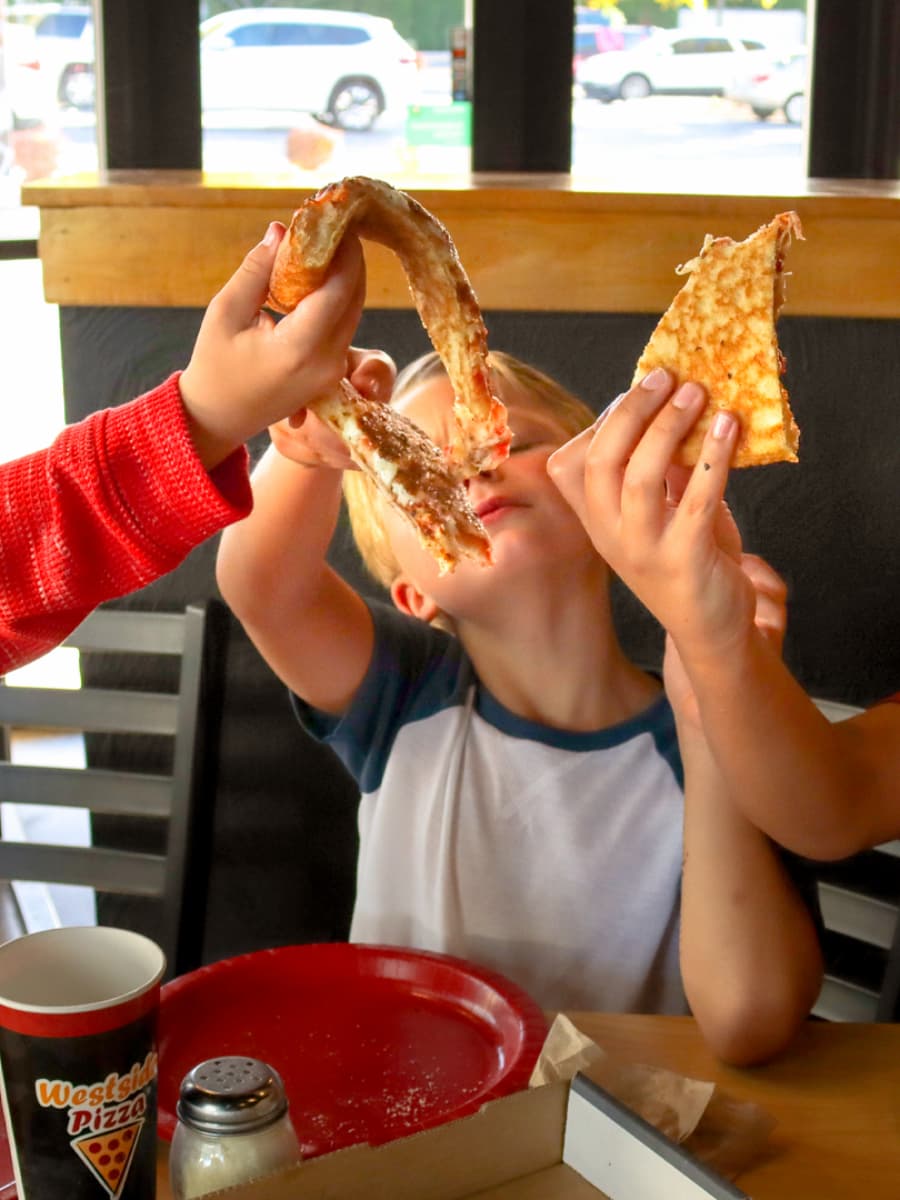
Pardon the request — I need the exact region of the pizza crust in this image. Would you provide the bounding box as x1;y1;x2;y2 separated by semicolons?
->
268;175;510;478
267;176;509;574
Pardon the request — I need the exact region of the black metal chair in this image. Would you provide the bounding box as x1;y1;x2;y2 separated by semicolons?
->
810;698;900;1022
0;601;227;979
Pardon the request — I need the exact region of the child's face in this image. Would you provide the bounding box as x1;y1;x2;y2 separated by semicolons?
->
386;373;598;609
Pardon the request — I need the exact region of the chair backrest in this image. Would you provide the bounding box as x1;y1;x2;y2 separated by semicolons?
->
0;602;226;979
810;697;900;1022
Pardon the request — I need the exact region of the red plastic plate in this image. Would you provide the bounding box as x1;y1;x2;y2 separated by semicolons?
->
157;943;547;1158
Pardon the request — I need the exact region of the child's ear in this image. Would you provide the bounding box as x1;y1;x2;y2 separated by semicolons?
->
391;576;440;624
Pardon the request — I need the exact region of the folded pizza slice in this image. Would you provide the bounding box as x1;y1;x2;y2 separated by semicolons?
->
268;175;510;478
267;175;507;575
632;210;804;467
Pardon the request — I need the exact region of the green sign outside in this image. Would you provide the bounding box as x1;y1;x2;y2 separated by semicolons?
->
406;102;472;148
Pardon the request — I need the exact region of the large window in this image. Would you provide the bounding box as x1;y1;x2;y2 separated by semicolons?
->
572;3;810;191
0;0;99;235
198;3;469;177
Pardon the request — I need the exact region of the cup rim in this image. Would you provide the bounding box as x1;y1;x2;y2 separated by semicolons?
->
0;926;166;1014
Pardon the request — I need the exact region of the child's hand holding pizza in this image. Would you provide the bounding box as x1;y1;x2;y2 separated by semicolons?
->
547;369;759;665
179;223;365;468
270;348;397;472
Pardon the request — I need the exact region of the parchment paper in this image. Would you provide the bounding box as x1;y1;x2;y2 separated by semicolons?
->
529;1014;776;1180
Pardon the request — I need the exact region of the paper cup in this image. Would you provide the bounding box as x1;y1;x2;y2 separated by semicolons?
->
0;926;165;1199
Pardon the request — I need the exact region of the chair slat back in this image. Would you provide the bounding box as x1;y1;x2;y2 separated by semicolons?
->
0;602;225;979
811;697;900;1023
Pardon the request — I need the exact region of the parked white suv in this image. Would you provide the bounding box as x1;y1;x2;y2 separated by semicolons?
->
199;7;419;131
576;29;772;102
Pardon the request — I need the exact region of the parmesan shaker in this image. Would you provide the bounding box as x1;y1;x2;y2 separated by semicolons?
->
168;1057;302;1200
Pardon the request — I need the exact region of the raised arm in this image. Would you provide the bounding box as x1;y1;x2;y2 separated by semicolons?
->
0;224;366;675
215;349;396;715
667;564;822;1065
548;370;900;858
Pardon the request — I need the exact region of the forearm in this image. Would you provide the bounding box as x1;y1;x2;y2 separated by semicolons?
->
216;443;344;623
0;377;250;675
677;628;892;857
679;726;822;1066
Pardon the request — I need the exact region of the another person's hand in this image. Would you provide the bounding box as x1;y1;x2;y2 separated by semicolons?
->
547;368;756;664
269;347;397;471
179;222;365;467
663;553;788;729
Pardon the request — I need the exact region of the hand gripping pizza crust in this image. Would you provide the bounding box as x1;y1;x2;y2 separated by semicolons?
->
633;211;804;467
267;176;511;573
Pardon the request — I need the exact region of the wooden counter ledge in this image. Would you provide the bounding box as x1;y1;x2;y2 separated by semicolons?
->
22;171;900;317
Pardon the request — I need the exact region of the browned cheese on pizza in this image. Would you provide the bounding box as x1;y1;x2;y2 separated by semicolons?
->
632;211;804;467
315;381;493;576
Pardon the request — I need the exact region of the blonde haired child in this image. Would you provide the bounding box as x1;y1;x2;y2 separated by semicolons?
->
217;347;822;1065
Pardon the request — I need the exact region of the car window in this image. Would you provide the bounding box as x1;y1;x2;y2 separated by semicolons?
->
741;40;766;51
305;24;370;47
575;30;598;56
36;13;90;39
227;23;279;48
700;39;734;54
671;39;703;55
272;24;315;47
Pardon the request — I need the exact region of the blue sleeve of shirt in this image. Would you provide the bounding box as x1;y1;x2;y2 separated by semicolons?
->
290;600;473;792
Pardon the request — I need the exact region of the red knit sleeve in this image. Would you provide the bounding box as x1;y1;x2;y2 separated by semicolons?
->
0;372;252;674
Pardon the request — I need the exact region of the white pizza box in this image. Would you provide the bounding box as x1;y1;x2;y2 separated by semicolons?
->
194;1072;748;1200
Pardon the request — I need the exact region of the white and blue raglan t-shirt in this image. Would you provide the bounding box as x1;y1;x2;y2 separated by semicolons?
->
293;601;689;1014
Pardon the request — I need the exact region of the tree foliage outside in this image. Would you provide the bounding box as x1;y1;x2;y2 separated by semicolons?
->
199;0;464;51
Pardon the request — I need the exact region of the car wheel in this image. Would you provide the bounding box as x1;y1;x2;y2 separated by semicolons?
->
618;74;651;101
327;78;383;132
783;92;805;126
751;105;775;121
59;65;95;110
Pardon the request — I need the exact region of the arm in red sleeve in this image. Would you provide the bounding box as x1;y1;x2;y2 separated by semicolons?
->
0;373;252;674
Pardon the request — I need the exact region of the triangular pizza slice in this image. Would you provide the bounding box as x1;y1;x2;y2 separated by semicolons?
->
71;1119;143;1199
632;211;804;467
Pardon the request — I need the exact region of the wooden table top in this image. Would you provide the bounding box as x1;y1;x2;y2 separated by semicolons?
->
566;1013;900;1199
155;1013;900;1198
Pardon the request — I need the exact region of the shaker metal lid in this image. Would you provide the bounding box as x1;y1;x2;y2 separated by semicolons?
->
176;1057;289;1134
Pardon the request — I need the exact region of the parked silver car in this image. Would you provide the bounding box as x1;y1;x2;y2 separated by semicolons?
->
576;29;772;102
726;49;808;125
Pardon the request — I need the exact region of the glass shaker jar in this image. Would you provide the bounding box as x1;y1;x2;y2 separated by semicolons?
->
168;1057;302;1200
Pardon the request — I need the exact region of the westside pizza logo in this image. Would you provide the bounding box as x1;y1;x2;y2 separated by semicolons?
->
34;1051;156;1198
72;1122;144;1199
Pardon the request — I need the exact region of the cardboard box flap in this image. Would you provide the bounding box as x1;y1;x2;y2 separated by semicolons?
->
467;1162;607;1199
210;1080;569;1200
